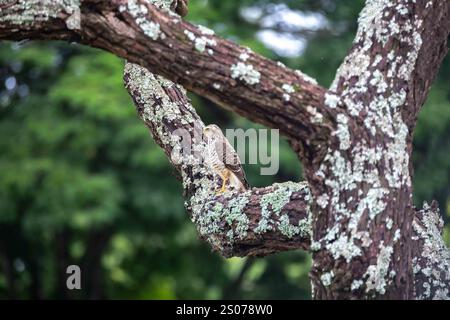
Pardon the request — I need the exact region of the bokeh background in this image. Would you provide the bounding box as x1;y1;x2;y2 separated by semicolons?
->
0;0;449;299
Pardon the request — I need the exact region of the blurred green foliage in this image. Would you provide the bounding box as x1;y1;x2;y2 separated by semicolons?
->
0;0;449;299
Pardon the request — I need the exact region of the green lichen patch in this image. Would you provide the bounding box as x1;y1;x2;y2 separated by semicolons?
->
255;182;310;235
0;0;80;26
189;191;251;251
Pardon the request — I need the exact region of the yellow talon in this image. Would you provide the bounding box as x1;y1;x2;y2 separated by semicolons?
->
216;172;229;195
220;179;227;193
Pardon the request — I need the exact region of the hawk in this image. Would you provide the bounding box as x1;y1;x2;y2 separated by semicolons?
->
203;124;249;193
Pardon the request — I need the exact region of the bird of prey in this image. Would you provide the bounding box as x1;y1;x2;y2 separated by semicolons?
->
203;124;249;194
171;0;189;17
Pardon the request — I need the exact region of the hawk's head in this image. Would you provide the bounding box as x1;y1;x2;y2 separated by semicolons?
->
203;124;222;139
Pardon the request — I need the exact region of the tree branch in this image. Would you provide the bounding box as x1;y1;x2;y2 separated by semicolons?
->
0;0;331;149
330;0;450;126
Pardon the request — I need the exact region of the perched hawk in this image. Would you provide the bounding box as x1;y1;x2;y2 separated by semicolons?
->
203;124;249;193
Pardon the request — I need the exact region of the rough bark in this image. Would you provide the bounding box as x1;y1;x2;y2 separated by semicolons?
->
1;0;450;300
308;0;450;300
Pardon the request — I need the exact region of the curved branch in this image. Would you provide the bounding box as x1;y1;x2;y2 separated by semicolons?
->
0;0;331;147
330;0;450;126
123;62;312;257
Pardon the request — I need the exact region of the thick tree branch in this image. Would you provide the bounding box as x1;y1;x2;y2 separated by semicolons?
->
0;0;331;152
308;0;450;299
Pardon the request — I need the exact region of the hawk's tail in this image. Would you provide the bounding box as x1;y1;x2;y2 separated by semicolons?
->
229;172;246;192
